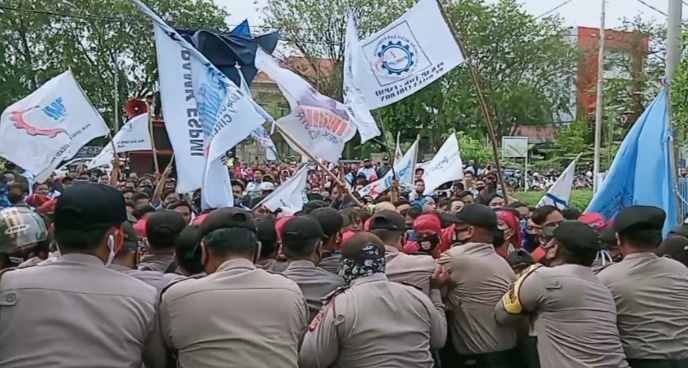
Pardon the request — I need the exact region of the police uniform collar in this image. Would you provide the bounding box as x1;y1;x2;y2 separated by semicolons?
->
384;245;399;255
288;260;317;269
350;273;388;287
622;252;658;261
456;242;494;252
108;264;133;272
217;258;257;272
58;253;107;266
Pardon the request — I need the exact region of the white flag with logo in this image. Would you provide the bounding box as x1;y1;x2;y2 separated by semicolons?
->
356;0;464;109
343;14;380;143
257;164;309;214
255;48;357;162
87;113;152;169
0;70;109;181
135;0;266;210
359;138;418;198
537;154;581;209
421;134;463;195
153;26;205;193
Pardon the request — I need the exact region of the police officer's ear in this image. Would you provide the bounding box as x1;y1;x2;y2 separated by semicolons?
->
200;241;209;268
315;239;323;258
334;231;342;246
253;240;262;264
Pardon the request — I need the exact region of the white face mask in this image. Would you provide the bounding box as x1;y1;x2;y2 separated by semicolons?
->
105;235;116;267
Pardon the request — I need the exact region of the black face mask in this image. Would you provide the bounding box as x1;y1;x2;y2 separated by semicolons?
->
8;193;23;204
476;186;485;191
417;234;441;254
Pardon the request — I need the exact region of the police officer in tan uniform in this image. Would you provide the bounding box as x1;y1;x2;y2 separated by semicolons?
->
496;220;628;368
0;183;165;368
300;232;446;368
438;204;518;367
281;215;346;321
138;210;187;273
159;208;308;368
598;206;688;367
255;215;289;272
311;207;345;274
170;224;206;282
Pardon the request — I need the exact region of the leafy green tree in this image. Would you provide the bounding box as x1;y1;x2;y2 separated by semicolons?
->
555;120;589;155
457;132;492;164
0;0;229;129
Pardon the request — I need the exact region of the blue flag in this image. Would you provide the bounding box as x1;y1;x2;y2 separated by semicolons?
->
586;89;677;235
231;20;251;37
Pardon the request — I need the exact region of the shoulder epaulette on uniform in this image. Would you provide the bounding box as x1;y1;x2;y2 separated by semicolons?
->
0;267;18;286
320;284;349;304
158;277;194;304
310;285;350;332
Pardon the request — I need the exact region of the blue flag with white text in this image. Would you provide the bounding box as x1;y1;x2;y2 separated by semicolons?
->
586;89;677;235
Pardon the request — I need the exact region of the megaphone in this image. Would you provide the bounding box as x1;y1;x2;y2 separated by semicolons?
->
125;99;148;119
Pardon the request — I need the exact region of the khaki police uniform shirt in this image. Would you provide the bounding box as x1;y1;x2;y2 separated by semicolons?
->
319;252;342;275
256;258;289;273
282;259;346;321
495;264;629;368
139;254;176;273
385;245;435;295
109;263;176;291
160;258;308;368
598;252;688;360
0;253;165;368
439;242;517;355
299;273;447;368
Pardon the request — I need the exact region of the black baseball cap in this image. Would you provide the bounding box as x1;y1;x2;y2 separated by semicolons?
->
199;208;257;238
369;210;405;232
613;206;665;234
281;215;324;241
505;249;535;268
310;207;344;238
600;226;618;246
657;236;688;265
451;204;498;232
145;210;187;245
119;222;139;253
341;232;385;261
255;216;278;253
54;183;127;233
544;220;601;253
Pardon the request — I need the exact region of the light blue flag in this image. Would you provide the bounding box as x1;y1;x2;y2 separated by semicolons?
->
585;88;677;235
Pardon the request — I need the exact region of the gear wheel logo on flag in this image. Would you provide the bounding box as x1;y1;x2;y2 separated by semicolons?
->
374;37;418;77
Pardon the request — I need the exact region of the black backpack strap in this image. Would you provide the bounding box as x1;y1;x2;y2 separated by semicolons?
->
164;261;177;274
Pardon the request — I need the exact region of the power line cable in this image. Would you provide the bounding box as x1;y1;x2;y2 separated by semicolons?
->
635;0;667;16
535;0;576;19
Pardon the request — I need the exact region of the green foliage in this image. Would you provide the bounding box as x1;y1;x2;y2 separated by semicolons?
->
263;0;577;148
554;120;589;155
457;132;492;164
515;189;593;210
0;0;229;128
672;25;688;143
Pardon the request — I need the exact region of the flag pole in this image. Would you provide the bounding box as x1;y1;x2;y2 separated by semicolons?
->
592;0;606;194
146;105;160;174
436;0;509;203
275;125;364;207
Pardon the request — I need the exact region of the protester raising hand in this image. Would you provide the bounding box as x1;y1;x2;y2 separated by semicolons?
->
151;157;174;208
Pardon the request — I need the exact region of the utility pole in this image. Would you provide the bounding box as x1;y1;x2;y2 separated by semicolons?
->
113;54;120;131
592;0;606;194
667;0;682;83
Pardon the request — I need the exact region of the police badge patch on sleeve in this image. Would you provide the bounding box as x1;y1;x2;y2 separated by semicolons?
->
309;305;328;331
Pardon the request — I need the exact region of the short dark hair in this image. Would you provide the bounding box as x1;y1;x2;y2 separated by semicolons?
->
393;199;410;207
166;200;192;213
559;243;598;267
562;208;582;220
415;179;424;185
9;182;27;193
406;206;423;219
439;197;452;211
132;204;156;220
302;200;328;215
282;238;319;259
531;206;561;226
619;230;663;250
175;225;204;275
125;200;136;209
203;227;257;257
121;189;134;196
370;229;404;244
456;190;473;199
507;201;527;209
161;189;177;202
54;227;111;252
132;192;149;202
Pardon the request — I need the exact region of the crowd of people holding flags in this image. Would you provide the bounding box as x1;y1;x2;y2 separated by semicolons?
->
1;0;688;367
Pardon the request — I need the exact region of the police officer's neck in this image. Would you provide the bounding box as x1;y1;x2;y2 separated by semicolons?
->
322;239;339;251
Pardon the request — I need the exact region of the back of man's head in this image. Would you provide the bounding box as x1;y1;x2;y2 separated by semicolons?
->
145;210;187;251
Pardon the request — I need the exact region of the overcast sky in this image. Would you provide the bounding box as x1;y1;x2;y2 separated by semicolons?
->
218;0;680;31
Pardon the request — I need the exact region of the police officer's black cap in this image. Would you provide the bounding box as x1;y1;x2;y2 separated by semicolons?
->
119;222;139;253
310;207;343;238
657;236;688;265
600;226;618;246
255;216;278;246
146;210;187;241
54;182;127;232
369;210;406;232
613;206;666;234
198;208;256;238
282;215;324;241
546;220;601;252
505;249;535;268
341;232;385;261
450;204;498;231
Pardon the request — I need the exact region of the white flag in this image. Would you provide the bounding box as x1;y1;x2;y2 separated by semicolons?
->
421;134;463;195
87;113;152;169
135;1;266;210
359;138;418;198
237;68;279;161
356;0;464;109
343;14;381;143
0;70;109;182
394;132;404;166
257;164;309;214
153;26;205;194
255;48;357;162
537;154;581;209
